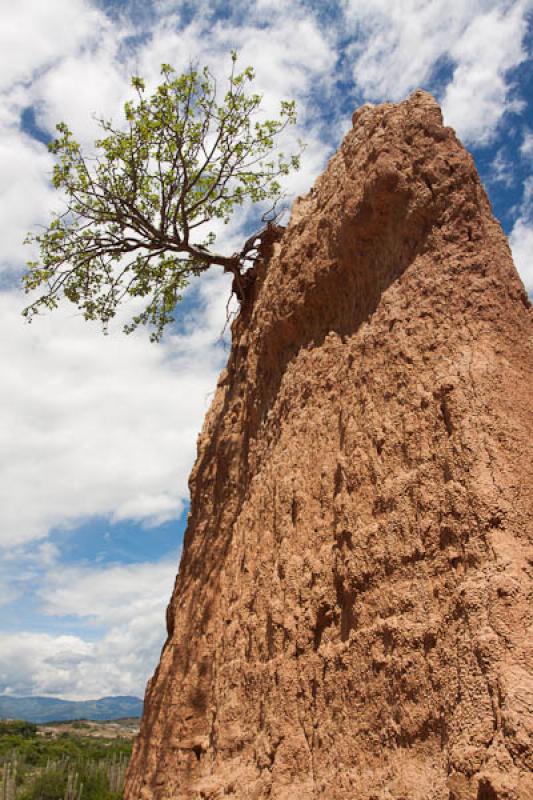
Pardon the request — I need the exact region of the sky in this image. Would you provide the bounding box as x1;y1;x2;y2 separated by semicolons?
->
0;0;531;702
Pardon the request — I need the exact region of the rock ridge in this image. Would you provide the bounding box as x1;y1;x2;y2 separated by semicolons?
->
125;90;533;800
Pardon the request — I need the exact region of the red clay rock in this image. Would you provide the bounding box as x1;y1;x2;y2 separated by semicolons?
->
125;91;533;799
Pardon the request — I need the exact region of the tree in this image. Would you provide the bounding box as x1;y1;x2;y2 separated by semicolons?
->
23;53;301;341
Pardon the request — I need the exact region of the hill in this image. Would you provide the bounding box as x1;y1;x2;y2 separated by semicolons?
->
0;695;142;723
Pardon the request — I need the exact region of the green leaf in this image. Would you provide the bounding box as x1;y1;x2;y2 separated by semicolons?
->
22;52;303;340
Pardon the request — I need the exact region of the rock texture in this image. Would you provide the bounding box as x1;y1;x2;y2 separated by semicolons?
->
125;91;533;800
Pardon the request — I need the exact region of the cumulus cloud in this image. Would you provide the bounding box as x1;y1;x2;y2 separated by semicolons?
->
39;558;177;626
0;271;230;548
0;130;56;271
0;4;130;275
0;634;94;698
343;0;531;143
345;0;478;100
0;0;109;93
0;556;177;699
441;1;530;143
34;47;128;147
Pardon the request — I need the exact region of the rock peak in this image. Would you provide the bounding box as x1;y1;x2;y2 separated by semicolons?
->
408;87;441;106
352;88;443;130
126;93;533;800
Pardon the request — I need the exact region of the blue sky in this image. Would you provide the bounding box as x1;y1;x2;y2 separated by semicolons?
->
0;0;531;700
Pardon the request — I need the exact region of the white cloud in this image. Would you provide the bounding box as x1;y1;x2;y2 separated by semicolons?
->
343;0;531;143
34;48;128;147
510;176;533;293
0;130;56;272
0;6;130;275
345;0;481;100
489;148;515;187
34;542;61;568
0;273;229;548
441;1;530;143
0;556;177;699
0;0;109;93
521;128;533;160
0;634;94;698
0;2;139;278
39;558;177;626
510;219;533;293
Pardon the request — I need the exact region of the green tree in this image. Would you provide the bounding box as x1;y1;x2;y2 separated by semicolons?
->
23;53;300;341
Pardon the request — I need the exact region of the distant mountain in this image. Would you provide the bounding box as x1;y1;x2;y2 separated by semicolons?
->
0;695;143;723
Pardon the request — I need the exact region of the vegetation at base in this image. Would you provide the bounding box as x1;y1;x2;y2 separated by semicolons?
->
16;760;126;800
0;721;132;800
0;723;37;740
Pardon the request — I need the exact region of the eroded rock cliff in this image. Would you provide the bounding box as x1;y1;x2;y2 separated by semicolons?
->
125;91;533;800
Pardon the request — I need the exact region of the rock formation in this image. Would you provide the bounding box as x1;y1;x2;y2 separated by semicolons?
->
125;91;533;800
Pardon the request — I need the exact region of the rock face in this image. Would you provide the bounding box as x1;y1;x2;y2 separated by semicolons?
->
125;91;533;800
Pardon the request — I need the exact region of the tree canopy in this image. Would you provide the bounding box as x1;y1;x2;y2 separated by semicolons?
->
23;53;301;340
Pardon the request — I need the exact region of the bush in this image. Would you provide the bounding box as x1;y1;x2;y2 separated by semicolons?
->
18;768;67;800
0;722;37;738
18;761;125;800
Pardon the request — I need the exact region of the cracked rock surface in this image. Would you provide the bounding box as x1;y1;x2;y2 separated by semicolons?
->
125;91;533;800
